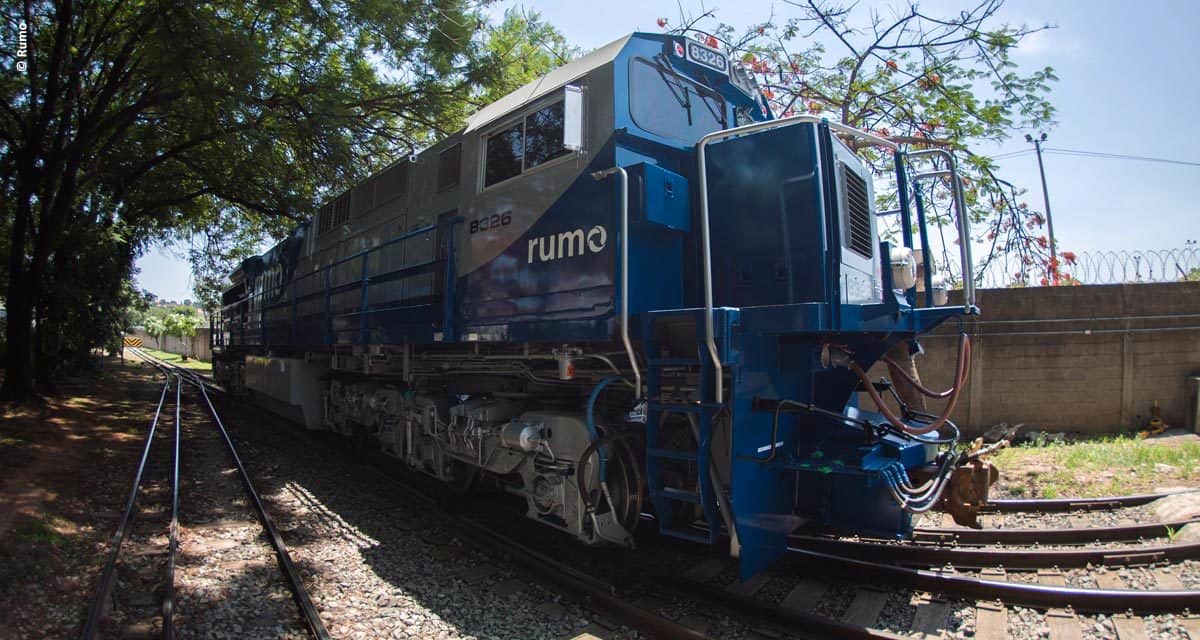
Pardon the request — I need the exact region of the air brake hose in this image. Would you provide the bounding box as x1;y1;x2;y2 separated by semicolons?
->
849;333;971;436
882;350;957;398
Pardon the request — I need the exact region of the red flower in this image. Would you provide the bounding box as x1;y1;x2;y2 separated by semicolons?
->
1040;277;1049;286
1061;250;1077;265
656;17;667;28
762;88;775;99
886;59;898;71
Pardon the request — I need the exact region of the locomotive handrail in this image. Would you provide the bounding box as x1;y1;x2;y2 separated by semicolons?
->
591;166;642;401
907;147;976;311
696;115;899;404
217;217;462;347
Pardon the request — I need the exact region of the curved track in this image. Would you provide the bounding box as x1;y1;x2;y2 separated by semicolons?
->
80;349;330;640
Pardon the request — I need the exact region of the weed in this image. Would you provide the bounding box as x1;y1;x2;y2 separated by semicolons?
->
13;515;70;547
992;434;1200;498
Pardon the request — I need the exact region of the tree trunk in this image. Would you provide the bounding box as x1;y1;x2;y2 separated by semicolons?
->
1;281;35;401
2;186;34;401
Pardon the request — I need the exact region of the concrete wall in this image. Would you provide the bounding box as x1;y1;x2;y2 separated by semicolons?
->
132;327;212;362
862;282;1200;436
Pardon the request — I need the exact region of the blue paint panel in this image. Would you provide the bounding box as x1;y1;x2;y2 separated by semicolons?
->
705;124;830;308
625;163;687;315
457;145;620;343
628;163;690;232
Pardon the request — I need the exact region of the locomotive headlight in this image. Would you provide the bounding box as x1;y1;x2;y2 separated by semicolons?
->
889;246;918;291
931;272;952;306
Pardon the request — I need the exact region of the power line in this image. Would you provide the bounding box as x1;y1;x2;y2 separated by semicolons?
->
1043;147;1200;168
986;147;1200;167
990;149;1034;159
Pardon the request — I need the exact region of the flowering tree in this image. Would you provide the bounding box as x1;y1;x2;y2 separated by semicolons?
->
143;316;167;351
658;0;1076;286
164;311;201;361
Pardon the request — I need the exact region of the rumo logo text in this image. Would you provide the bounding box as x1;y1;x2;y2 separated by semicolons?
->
527;226;607;264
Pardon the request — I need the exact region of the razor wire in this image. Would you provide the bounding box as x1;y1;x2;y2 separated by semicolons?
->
975;247;1200;289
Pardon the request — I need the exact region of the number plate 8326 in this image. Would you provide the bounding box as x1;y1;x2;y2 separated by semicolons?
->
686;41;728;74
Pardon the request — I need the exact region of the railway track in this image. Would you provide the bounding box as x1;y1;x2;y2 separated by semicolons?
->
80;348;329;639
983;492;1193;513
105;352;1200;638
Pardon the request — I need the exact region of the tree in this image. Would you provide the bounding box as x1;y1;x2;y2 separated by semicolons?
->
164;311;201;361
660;0;1061;286
143;315;167;351
182;8;579;313
1;0;535;399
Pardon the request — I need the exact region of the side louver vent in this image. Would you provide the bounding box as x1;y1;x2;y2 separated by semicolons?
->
842;164;873;258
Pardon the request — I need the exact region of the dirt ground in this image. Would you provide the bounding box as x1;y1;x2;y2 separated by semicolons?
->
0;358;163;639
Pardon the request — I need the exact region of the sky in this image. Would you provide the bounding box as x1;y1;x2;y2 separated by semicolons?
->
135;0;1200;301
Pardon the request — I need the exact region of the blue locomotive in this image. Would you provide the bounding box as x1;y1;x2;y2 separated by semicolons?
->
212;32;991;578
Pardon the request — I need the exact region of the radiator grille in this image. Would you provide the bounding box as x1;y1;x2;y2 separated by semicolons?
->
842;164;873;258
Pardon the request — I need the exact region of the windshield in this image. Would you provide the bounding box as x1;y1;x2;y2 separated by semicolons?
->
629;57;726;143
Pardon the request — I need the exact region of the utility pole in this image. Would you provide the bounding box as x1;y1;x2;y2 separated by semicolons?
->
1026;132;1057;267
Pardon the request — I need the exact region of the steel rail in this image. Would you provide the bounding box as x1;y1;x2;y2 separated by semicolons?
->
79;376;171;640
913;519;1198;545
192;376;331;639
127;347;331;639
982;490;1193;513
164;375;182;639
792;535;1200;570
785;547;1200;613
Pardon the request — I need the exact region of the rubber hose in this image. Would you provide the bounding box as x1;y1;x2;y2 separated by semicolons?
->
852;333;970;436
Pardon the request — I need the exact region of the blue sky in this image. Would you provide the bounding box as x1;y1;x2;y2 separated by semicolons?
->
136;0;1200;301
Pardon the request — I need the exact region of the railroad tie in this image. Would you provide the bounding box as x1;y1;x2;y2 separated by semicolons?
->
908;593;951;639
1180;617;1200;640
779;578;828;613
1036;569;1081;640
1153;569;1185;590
974;568;1008;640
1045;609;1081;640
1156;573;1200;640
1095;570;1126;590
1112;614;1148;640
725;572;772;597
841;587;889;627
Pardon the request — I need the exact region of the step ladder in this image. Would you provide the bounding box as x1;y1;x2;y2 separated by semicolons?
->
641;308;734;544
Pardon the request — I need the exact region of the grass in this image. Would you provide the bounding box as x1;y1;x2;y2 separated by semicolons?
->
12;515;71;547
132;346;212;372
992;434;1200;498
